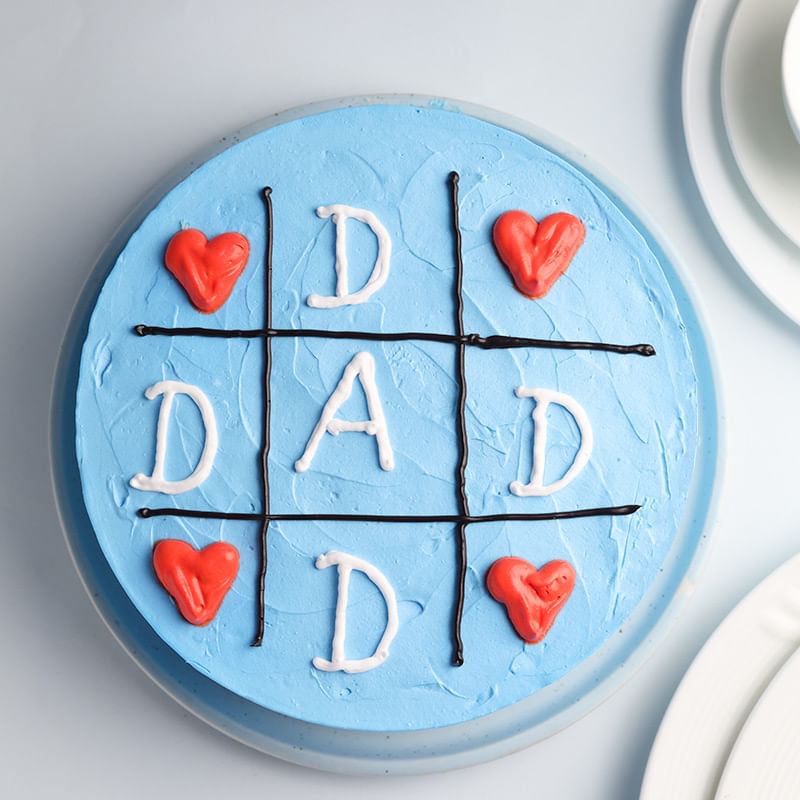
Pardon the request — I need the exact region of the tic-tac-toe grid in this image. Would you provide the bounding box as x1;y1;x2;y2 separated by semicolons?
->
135;172;653;666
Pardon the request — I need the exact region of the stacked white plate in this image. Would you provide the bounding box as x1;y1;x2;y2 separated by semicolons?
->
683;0;800;326
643;5;800;794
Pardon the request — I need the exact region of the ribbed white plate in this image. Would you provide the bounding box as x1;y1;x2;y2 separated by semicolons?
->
714;646;800;799
641;554;800;800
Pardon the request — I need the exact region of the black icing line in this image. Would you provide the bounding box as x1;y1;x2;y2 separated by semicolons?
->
450;172;469;668
252;187;273;648
134;325;656;357
138;504;642;523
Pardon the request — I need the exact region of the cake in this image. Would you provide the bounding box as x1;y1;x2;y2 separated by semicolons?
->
74;102;699;732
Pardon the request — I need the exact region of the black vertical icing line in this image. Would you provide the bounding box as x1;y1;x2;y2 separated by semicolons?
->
252;186;273;647
449;171;468;668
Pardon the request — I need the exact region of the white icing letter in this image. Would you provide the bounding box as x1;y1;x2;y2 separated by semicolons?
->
510;387;593;497
130;380;219;495
307;204;392;308
313;551;399;674
295;351;394;473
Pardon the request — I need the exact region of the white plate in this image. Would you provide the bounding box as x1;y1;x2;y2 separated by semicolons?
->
714;646;800;799
721;0;800;247
641;553;800;800
683;0;800;326
782;0;800;142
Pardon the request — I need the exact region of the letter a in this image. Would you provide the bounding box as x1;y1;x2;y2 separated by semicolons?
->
130;380;219;495
306;204;392;308
510;387;593;497
313;551;399;674
295;351;394;472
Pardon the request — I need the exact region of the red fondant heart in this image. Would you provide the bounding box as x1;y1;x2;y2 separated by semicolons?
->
486;557;575;643
493;210;585;299
164;228;250;313
152;540;239;626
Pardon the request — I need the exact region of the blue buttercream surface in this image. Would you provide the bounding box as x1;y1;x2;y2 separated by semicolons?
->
75;104;698;731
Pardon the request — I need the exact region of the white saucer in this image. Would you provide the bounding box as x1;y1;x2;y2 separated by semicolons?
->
683;0;800;326
782;0;800;142
721;0;800;247
714;646;800;799
640;553;800;799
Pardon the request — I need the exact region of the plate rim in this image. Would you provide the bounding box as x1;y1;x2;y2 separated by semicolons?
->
50;93;722;775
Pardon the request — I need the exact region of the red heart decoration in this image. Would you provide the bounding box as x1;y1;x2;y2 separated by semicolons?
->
152;540;239;626
486;557;575;643
164;228;250;313
493;210;585;299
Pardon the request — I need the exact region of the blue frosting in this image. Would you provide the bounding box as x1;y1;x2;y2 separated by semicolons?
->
75;104;698;731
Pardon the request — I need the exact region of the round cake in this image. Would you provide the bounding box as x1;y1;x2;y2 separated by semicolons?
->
74;101;700;732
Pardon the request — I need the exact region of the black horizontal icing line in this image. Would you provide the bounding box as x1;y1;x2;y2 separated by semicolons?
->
137;504;641;523
134;325;656;357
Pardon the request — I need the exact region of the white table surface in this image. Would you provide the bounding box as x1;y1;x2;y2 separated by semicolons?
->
3;1;800;797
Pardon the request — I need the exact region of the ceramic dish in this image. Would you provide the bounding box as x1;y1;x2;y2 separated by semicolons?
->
641;553;800;799
683;0;800;326
715;645;800;799
721;0;800;247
